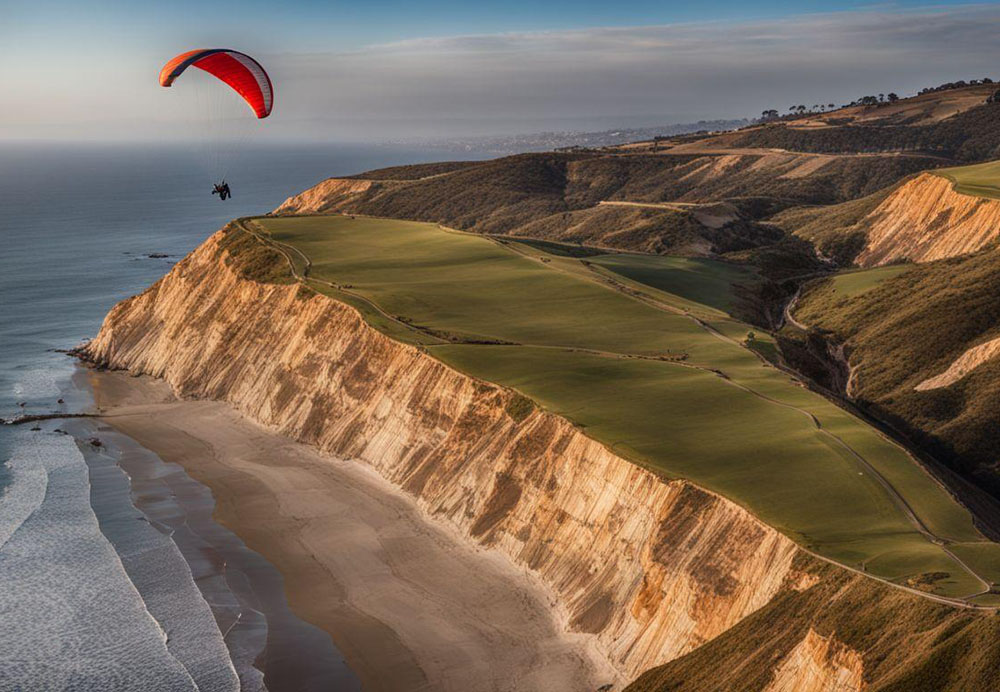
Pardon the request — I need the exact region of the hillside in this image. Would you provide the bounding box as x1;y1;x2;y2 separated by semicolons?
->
726;101;1000;161
787;249;1000;503
275;151;938;256
785;83;997;128
274;87;1000;267
662;85;1000;161
776;172;1000;267
628;553;1000;692
613;83;998;153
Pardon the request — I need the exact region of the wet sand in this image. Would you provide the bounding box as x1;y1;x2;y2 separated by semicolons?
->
69;417;358;692
89;370;617;692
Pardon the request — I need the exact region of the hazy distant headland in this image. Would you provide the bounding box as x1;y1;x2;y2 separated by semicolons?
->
381;119;750;154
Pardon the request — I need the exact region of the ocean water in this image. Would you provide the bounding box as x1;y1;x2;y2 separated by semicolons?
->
0;142;487;690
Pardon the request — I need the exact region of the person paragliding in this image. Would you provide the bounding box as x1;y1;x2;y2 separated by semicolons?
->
159;49;272;197
212;181;232;200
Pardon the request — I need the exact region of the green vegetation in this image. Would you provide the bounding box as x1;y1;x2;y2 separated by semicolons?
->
504;393;535;423
218;224;295;284
583;254;757;313
824;265;913;299
500;236;607;258
792;248;1000;498
731;102;1000;161
937;160;1000;200
253;214;997;599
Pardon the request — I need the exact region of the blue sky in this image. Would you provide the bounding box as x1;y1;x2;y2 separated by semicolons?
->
3;1;998;140
5;0;984;49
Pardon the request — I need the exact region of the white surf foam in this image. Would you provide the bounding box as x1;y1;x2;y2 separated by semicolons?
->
0;432;212;691
81;427;242;692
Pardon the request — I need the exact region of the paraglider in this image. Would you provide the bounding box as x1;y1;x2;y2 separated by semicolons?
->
159;49;273;197
159;49;273;118
212;181;232;201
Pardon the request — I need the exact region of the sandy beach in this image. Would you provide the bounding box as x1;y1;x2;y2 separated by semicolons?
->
88;370;616;692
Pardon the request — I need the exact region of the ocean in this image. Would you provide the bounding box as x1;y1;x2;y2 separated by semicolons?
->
0;142;487;691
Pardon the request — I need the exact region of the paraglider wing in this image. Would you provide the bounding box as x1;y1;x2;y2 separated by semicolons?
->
159;49;273;118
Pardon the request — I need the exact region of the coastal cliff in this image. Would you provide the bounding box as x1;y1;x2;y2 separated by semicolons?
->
273;178;376;215
82;227;833;683
84;224;1000;690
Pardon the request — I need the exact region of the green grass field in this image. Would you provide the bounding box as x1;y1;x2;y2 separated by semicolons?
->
791;265;916;329
584;254;756;314
937;161;1000;200
255;215;998;600
826;265;913;299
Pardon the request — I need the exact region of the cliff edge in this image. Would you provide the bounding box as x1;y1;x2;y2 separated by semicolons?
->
82;224;1000;690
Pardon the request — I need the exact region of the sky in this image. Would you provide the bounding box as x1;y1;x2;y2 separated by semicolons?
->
2;0;998;141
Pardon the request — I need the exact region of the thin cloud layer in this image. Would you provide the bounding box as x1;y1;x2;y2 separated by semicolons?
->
266;5;1000;137
6;5;999;140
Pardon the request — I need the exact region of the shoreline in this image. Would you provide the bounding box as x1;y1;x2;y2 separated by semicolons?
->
87;369;619;692
68;419;245;691
66;410;358;692
67;365;358;691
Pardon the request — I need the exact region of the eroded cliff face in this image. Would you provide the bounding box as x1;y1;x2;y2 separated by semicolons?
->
274;178;376;215
83;228;861;685
855;173;1000;267
915;334;1000;391
764;629;865;692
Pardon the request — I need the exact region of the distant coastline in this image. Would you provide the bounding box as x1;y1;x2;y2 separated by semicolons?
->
379;118;749;154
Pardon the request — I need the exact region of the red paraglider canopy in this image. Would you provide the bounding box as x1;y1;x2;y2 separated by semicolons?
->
160;49;273;118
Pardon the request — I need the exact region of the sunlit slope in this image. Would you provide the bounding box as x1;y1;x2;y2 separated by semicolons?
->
777;169;1000;267
257;215;998;599
938;160;1000;200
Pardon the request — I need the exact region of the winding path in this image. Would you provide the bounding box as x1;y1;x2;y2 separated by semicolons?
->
782;287;810;331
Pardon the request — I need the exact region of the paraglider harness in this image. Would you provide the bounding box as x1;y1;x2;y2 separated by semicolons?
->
212;181;232;201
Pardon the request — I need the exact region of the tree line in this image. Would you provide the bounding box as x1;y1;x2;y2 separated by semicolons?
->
758;77;996;122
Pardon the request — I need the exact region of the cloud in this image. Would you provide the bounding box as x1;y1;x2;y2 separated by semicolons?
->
261;4;1000;137
6;4;999;140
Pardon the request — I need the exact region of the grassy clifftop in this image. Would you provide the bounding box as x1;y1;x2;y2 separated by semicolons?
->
237;215;1000;603
938;160;1000;200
